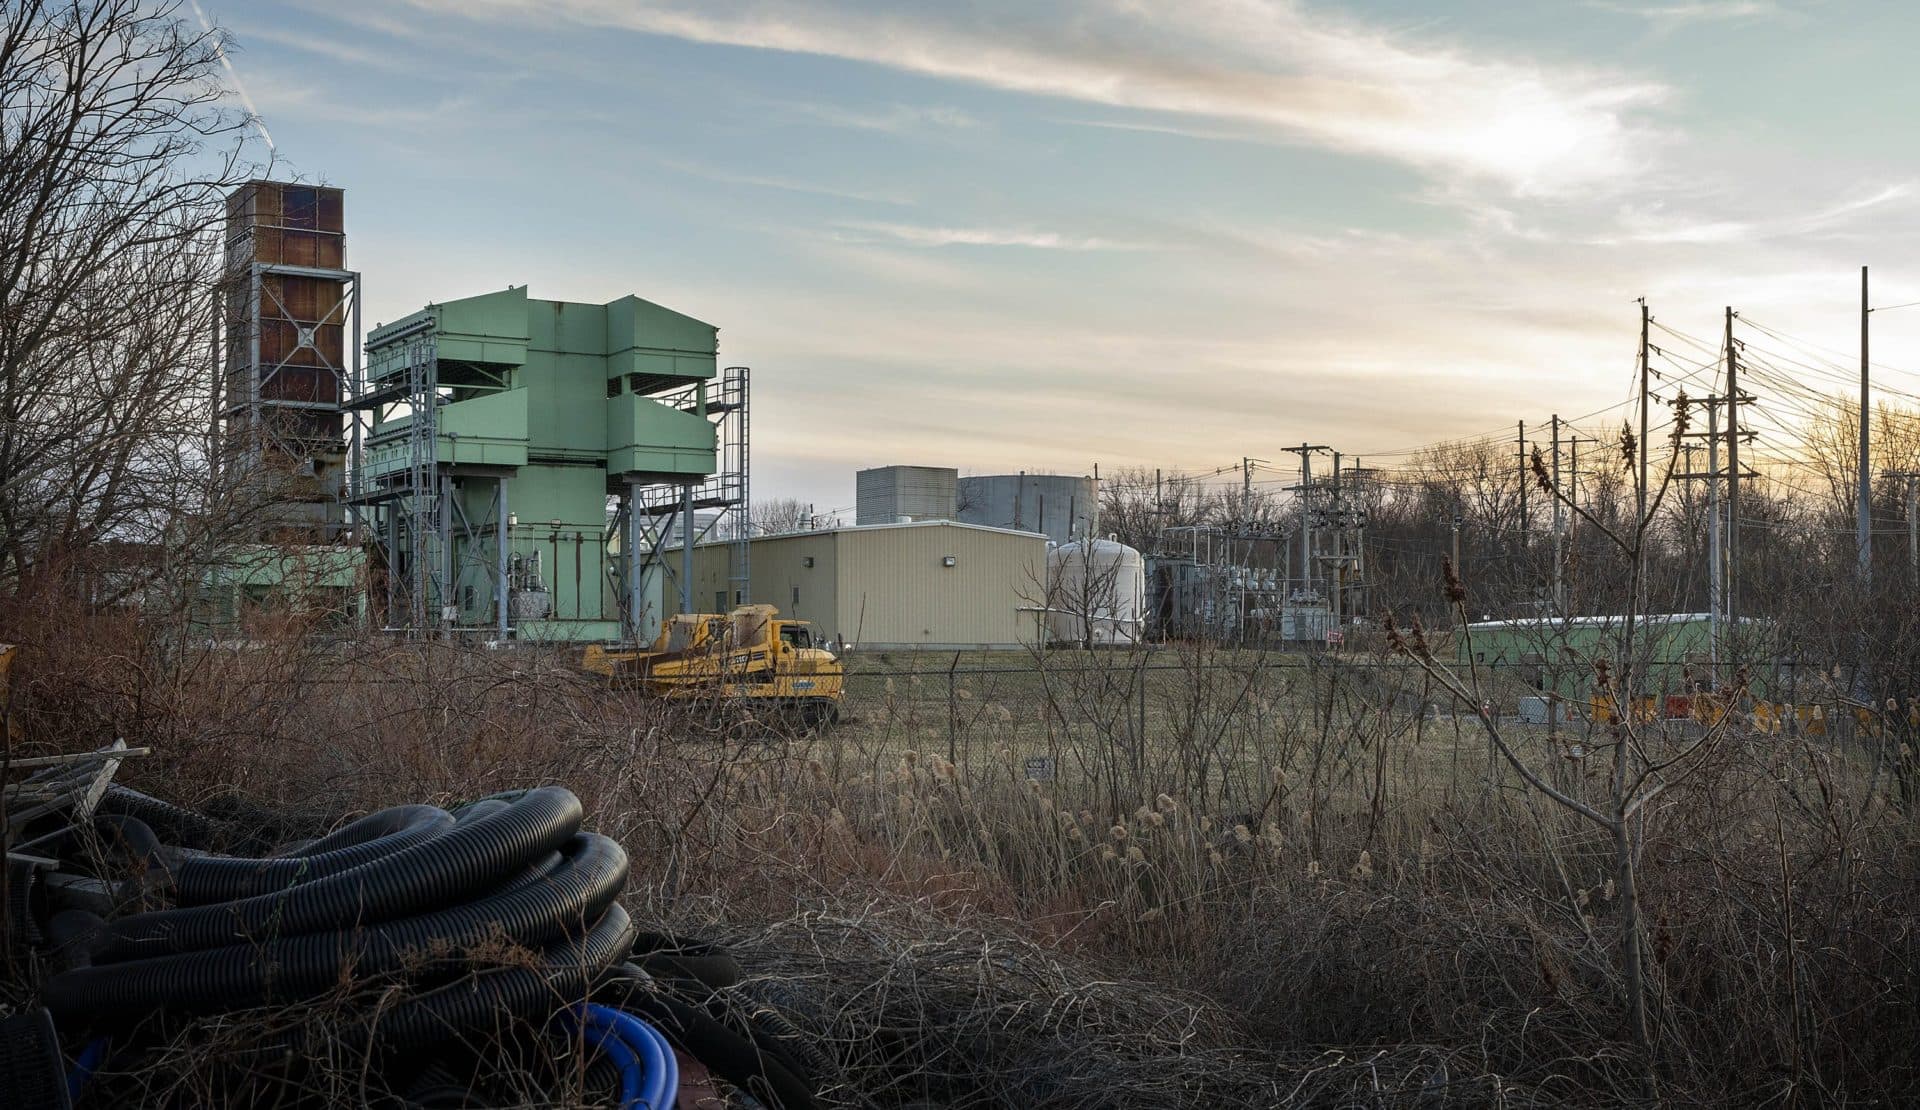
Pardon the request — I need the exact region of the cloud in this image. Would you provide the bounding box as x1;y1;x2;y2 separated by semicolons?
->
404;0;1670;198
832;220;1151;250
1590;1;1784;28
1603;183;1914;245
787;101;984;133
657;158;914;206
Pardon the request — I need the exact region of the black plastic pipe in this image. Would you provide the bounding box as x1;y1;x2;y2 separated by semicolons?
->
95;787;581;962
43;831;627;1024
174;804;454;905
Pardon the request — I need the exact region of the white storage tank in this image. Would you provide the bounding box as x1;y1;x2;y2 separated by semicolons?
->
1045;538;1146;646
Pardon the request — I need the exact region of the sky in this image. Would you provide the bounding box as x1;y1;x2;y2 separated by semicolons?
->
209;0;1920;515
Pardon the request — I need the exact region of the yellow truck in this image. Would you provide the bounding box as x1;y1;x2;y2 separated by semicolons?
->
582;605;844;729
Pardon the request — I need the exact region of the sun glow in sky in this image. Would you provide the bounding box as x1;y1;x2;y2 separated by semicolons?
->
219;0;1920;513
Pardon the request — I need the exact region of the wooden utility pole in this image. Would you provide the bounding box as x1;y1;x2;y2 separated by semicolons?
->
1707;400;1722;669
1518;420;1528;544
1638;300;1651;527
1725;306;1741;626
1860;266;1874;583
1551;415;1564;614
1283;444;1328;597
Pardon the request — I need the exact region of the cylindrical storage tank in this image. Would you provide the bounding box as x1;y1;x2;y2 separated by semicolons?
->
956;473;1096;545
1044;538;1147;646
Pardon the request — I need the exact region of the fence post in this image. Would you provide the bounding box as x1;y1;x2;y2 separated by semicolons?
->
948;650;961;768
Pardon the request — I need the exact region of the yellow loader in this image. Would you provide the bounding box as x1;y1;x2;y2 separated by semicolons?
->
582;605;844;729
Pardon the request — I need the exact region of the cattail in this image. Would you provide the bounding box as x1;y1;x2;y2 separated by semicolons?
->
807;758;827;784
1233;824;1253;844
1110;824;1129;842
1100;845;1117;863
1306;860;1322;878
1199;815;1214;834
1155;792;1178;814
1125;845;1146;864
902;749;918;767
1602;878;1617;900
1146;810;1165;828
1350;850;1374;881
1208;848;1223;867
1066;823;1084;841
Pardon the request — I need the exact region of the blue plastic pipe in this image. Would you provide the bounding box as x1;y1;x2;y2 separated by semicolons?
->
67;1037;108;1103
590;1004;680;1110
567;1003;679;1110
567;1006;644;1108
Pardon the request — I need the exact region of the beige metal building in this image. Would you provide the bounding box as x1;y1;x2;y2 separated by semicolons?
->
675;521;1048;650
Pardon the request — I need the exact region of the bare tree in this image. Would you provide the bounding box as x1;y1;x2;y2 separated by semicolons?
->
751;497;822;535
1388;403;1736;1098
0;0;258;594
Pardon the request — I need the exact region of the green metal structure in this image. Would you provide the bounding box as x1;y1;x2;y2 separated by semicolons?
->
1459;613;1770;698
352;286;728;641
196;544;368;630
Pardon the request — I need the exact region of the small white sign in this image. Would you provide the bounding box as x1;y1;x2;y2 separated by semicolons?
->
1325;629;1345;645
1023;756;1055;782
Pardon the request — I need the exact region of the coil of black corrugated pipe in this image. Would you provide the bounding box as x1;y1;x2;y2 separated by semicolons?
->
44;833;627;1023
94;786;582;961
40;787;631;1028
355;901;638;1052
172;803;454;904
93;785;225;850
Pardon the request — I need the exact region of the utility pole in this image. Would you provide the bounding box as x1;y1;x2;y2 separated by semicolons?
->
1707;400;1722;669
1551;415;1563;614
1860;266;1874;583
1283;443;1328;598
1725;306;1741;627
1331;452;1343;619
1638;299;1651;528
1517;420;1528;545
1242;457;1252;525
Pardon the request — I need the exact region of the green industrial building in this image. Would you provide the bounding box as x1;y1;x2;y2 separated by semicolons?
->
354;286;744;641
1459;613;1768;698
